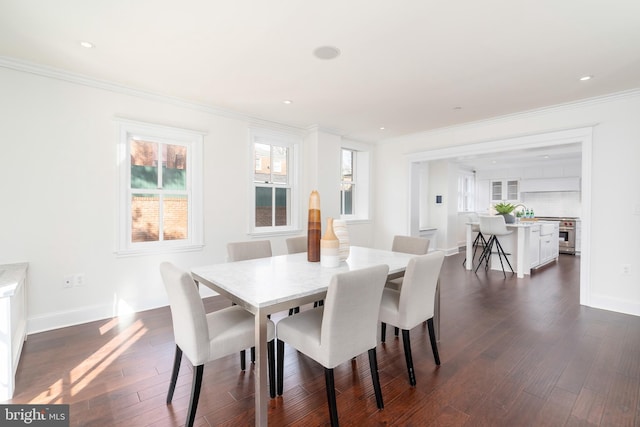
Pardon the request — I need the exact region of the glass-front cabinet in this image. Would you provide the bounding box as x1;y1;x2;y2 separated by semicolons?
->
491;179;519;201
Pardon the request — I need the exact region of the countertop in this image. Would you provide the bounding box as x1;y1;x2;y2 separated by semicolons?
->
0;263;28;298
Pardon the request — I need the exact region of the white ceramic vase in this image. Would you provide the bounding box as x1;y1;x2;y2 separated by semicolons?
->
332;219;350;261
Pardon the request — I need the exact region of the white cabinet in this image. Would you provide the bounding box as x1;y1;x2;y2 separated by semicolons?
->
529;225;540;268
538;222;559;266
491;179;519;202
0;263;28;401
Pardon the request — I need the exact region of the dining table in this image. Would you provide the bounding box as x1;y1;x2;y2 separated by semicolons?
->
191;245;439;426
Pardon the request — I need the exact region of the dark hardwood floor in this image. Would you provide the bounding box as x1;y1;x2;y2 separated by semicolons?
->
7;252;640;426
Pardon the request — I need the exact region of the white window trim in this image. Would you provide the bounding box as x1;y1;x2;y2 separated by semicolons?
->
115;119;204;256
248;128;300;236
458;170;476;213
340;143;371;222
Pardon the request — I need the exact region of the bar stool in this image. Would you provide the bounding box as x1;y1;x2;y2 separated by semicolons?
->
475;215;514;278
462;213;487;267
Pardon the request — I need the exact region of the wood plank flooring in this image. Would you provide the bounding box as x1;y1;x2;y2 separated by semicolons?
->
6;252;640;426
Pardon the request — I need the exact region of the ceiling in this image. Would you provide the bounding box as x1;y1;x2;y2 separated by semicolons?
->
1;1;639;143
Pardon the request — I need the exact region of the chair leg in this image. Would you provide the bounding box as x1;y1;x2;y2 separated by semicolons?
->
401;329;416;386
251;346;255;364
380;322;387;343
268;339;276;398
240;350;246;371
324;368;339;427
368;348;384;409
427;318;441;365
276;339;285;396
166;345;182;404
394;327;399;337
186;364;204;427
495;237;515;276
475;236;495;273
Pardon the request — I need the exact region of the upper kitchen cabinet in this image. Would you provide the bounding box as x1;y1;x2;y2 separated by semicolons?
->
491;179;519;202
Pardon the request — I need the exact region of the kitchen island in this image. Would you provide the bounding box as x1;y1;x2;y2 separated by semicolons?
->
465;219;559;278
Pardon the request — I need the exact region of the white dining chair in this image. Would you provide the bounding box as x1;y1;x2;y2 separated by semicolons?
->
276;264;389;427
159;262;276;427
475;215;514;278
387;235;430;337
285;235;307;254
379;251;445;386
226;240;272;369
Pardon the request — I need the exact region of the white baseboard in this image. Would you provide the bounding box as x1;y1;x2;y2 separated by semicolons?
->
28;303;120;334
588;293;640;317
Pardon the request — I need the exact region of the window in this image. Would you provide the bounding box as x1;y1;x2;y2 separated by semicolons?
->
458;171;475;212
117;120;203;255
251;129;299;234
340;146;370;220
340;149;355;215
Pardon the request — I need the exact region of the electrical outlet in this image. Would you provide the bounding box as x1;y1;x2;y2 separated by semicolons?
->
621;264;631;276
75;273;85;287
63;275;74;288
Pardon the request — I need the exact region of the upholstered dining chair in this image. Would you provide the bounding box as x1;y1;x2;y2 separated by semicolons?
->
226;240;272;369
159;262;276;427
387;235;430;337
387;235;430;291
475;215;514;278
379;251;445;386
285;235;307;255
285;235;323;312
276;264;389;427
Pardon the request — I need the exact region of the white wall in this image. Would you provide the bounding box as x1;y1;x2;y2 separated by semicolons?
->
374;90;640;317
0;66;374;333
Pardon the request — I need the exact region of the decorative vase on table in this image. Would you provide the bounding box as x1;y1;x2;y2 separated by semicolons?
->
332;219;350;261
320;217;340;267
307;190;321;262
499;213;515;224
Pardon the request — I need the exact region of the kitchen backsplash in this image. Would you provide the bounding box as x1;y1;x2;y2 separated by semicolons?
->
521;192;581;218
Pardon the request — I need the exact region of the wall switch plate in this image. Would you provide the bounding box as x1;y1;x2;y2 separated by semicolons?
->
621;264;631;276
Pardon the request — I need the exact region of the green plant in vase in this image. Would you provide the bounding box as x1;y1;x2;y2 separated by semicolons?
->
494;202;516;223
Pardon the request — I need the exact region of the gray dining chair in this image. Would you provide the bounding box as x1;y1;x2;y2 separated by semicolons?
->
379;251;445;386
159;262;276;427
276;264;389;427
285;235;307;254
226;240;272;369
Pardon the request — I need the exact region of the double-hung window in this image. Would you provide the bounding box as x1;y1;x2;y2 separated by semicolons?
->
340;146;370;220
458;171;476;212
251;129;299;234
117;120;203;255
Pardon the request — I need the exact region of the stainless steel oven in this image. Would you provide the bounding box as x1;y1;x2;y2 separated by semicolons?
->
536;217;578;255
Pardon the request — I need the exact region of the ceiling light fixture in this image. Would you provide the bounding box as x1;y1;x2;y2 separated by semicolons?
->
79;41;94;48
313;46;341;60
283;100;292;105
379;127;385;130
579;75;593;81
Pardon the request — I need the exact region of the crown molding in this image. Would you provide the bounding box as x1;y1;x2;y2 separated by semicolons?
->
382;88;640;145
0;55;304;134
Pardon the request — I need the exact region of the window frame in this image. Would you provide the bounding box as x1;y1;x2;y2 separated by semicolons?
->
249;128;300;236
458;170;476;213
116;119;204;256
340;143;371;222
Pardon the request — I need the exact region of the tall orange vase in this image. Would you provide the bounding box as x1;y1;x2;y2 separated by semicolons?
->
307;190;321;262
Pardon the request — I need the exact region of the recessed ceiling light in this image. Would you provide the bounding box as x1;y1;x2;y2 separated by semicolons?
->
579;75;593;81
79;41;94;48
283;100;293;105
313;46;341;60
379;127;385;130
453;106;462;110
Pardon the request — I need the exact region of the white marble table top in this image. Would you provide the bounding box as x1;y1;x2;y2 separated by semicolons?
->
191;246;415;311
